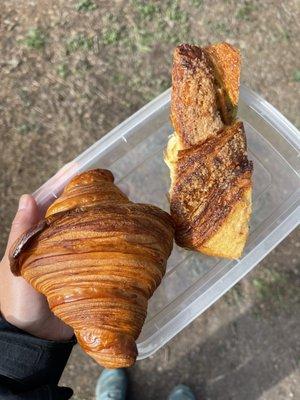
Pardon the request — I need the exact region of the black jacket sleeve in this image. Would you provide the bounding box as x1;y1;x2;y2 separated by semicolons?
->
0;316;76;399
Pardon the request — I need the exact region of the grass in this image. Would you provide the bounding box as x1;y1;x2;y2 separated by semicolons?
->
213;21;231;35
75;58;92;74
143;76;171;101
17;123;31;134
252;277;270;300
189;0;203;6
102;27;120;45
57;63;70;79
251;268;299;319
112;72;127;84
166;1;188;23
108;0;189;101
75;0;97;12
102;29;119;45
18;88;32;107
66;34;94;54
280;29;291;42
129;0;190;51
131;27;153;52
293;70;300;82
132;1;158;20
252;309;263;320
252;270;289;303
98;14;121;45
16;122;39;134
22;28;46;50
224;283;244;306
237;1;257;21
91;1;190;55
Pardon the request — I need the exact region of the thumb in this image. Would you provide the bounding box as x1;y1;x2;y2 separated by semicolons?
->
7;194;40;250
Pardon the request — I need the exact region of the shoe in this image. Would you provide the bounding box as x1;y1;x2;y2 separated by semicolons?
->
95;368;127;400
168;384;196;400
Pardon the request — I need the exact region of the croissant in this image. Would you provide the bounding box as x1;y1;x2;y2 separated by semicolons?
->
9;169;174;368
165;43;253;259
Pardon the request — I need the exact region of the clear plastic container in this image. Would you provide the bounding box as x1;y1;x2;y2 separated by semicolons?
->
34;86;300;359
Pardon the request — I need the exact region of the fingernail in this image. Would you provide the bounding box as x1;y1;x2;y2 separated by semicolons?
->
18;194;31;210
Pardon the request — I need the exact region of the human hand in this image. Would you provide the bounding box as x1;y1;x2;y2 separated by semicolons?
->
0;194;73;341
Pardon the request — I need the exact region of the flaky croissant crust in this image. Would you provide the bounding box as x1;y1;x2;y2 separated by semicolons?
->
10;169;174;368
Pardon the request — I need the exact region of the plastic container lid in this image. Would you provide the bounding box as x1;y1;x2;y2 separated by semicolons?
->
34;86;300;359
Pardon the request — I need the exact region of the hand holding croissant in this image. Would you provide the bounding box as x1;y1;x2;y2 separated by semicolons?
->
0;194;73;342
9;169;174;368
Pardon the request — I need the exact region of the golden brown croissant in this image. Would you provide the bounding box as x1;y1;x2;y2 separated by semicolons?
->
165;43;253;259
10;169;174;368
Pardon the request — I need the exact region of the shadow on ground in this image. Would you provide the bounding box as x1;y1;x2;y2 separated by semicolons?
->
129;287;298;400
61;230;300;400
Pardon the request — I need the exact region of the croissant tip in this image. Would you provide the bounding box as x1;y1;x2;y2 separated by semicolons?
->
76;328;138;369
89;352;137;369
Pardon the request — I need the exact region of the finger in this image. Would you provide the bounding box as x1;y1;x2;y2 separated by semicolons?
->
7;194;40;249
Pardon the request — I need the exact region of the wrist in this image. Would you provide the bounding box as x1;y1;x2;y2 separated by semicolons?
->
0;308;73;341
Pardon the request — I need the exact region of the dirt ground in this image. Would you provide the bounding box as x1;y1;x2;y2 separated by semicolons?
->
1;1;299;399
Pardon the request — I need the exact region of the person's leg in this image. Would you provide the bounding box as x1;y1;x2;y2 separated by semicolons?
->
168;384;196;400
95;369;127;400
